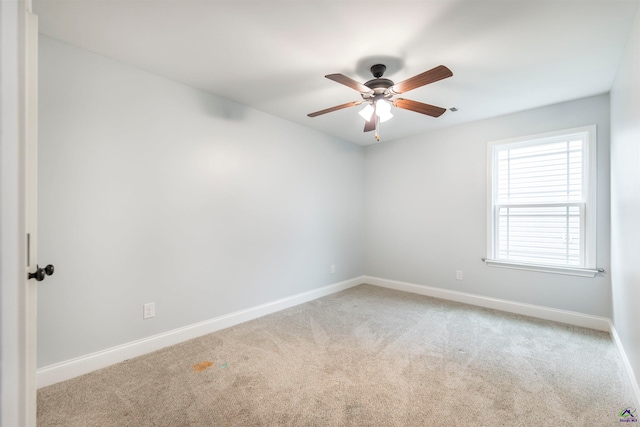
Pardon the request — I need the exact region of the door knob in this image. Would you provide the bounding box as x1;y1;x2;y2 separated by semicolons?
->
28;264;54;282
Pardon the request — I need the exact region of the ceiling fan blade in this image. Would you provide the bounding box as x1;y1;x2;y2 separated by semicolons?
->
307;100;363;117
389;65;452;95
392;98;447;117
364;117;376;132
325;74;372;94
363;103;376;132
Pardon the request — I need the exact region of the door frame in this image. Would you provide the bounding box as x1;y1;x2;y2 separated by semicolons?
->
0;0;35;426
25;6;39;426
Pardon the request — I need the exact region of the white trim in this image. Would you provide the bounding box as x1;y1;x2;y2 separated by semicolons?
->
36;275;640;411
583;125;598;269
483;259;600;277
364;275;610;331
36;276;364;388
487;125;597;151
610;324;640;408
25;11;38;427
1;0;29;425
486;125;598;270
486;140;496;261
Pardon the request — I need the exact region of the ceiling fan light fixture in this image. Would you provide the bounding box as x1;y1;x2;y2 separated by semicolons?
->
359;103;374;121
307;64;453;142
378;111;393;123
375;98;393;123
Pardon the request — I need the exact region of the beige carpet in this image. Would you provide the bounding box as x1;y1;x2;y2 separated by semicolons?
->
38;284;635;426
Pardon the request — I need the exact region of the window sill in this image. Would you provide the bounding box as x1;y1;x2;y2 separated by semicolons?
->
482;259;603;278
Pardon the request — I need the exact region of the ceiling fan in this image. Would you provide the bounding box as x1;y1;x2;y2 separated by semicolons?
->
308;64;453;141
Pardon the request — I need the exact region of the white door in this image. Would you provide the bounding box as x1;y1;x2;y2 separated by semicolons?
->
0;2;40;426
25;9;47;427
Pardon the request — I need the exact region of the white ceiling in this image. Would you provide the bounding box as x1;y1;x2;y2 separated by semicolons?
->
34;0;639;146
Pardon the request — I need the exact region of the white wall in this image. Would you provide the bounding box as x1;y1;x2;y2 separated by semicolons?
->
611;6;640;396
37;36;364;368
364;94;611;317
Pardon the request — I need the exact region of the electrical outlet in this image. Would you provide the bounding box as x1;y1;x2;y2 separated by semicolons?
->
331;265;336;274
456;270;463;280
143;302;155;319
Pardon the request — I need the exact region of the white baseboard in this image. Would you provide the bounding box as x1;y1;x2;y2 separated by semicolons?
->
39;274;640;409
37;276;364;388
363;275;611;331
610;325;640;408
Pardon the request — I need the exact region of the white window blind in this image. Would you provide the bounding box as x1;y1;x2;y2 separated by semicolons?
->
487;126;597;274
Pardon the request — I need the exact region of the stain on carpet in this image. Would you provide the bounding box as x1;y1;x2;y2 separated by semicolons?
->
191;361;214;372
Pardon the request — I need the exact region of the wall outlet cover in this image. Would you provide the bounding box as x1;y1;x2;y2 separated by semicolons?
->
143;302;155;319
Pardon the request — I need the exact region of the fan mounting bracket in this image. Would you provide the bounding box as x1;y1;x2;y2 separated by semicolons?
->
370;64;387;78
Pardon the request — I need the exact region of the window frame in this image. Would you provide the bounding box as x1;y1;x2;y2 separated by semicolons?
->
486;125;598;277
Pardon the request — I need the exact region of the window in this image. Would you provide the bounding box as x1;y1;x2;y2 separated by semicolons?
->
486;125;598;277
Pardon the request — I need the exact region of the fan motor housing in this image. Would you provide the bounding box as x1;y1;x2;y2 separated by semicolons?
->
363;63;394;96
363;78;394;100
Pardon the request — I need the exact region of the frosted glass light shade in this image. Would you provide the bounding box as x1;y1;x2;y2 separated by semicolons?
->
376;99;393;123
359;104;374;121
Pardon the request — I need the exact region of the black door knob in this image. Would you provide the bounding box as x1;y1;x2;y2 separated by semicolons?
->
44;264;54;276
28;264;54;282
28;268;45;281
